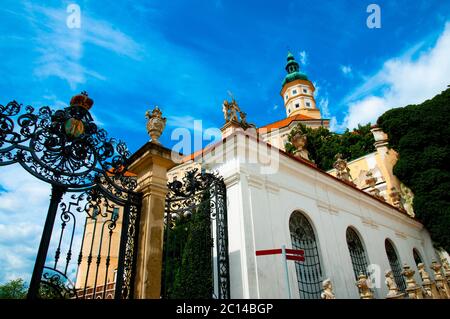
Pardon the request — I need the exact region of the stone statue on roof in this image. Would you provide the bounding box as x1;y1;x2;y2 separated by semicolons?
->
222;96;255;129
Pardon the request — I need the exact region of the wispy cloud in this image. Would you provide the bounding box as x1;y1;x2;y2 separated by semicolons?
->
340;65;352;76
318;98;330;118
167;115;217;133
339;22;450;129
25;3;142;89
299;50;308;65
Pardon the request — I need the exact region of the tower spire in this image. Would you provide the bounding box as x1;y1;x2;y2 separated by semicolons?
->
285;52;300;74
280;52;322;120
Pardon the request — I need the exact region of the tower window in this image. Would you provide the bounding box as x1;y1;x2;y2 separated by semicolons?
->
306;102;311;107
285;94;288;100
295;103;300;108
303;88;308;93
292;89;297;95
288;108;291;113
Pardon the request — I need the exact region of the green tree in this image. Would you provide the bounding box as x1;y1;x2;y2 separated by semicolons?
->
0;278;27;299
171;191;213;299
161;215;191;298
285;123;375;171
377;88;450;252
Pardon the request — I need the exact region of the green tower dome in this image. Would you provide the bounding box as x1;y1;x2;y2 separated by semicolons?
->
282;52;308;86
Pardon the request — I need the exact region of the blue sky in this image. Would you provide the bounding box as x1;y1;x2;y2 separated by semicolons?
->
0;0;449;284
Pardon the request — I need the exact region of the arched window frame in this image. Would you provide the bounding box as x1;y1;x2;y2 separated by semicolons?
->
413;248;423;266
385;239;406;292
289;211;324;299
345;227;370;280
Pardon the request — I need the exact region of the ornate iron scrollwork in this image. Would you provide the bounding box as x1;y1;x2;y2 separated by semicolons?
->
39;268;78;299
0;94;136;193
163;168;230;299
0;93;142;299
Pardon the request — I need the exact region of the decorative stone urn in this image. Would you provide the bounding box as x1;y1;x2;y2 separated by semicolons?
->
356;273;374;299
401;264;423;299
430;261;449;298
145;106;167;144
417;263;434;298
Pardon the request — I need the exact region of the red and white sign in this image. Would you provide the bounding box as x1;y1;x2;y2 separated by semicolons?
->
255;246;305;299
256;248;305;261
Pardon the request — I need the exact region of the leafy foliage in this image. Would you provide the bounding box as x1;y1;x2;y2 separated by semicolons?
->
377;88;450;251
161;215;191;298
171;191;213;299
162;190;213;299
285;123;376;171
0;278;27;299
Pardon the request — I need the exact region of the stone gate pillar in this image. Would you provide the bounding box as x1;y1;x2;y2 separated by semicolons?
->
128;142;177;299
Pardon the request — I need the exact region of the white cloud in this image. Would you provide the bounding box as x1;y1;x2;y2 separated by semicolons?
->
318;98;330;118
167;115;214;133
299;50;308;65
345;96;386;129
0;165;50;283
340;22;450;129
25;3;142;89
340;65;352;75
0;165;104;285
329;116;340;132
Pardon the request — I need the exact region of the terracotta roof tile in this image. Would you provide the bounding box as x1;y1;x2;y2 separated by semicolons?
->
257;114;326;131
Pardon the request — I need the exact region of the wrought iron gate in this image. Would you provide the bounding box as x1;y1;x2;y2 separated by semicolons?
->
0;93;142;299
162;169;230;299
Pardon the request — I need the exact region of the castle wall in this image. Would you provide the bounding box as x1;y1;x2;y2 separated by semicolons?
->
203;132;437;299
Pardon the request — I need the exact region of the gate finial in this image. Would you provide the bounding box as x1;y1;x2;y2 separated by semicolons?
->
70;91;94;110
145;106;167;144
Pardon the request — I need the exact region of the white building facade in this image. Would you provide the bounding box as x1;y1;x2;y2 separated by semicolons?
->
200;131;437;299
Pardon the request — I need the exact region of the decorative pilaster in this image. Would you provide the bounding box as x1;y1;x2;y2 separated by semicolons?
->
401;264;423;299
128;142;177;299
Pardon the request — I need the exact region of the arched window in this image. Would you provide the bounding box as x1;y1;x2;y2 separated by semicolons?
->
346;227;370;280
289;211;323;299
413;248;423;266
385;239;406;292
